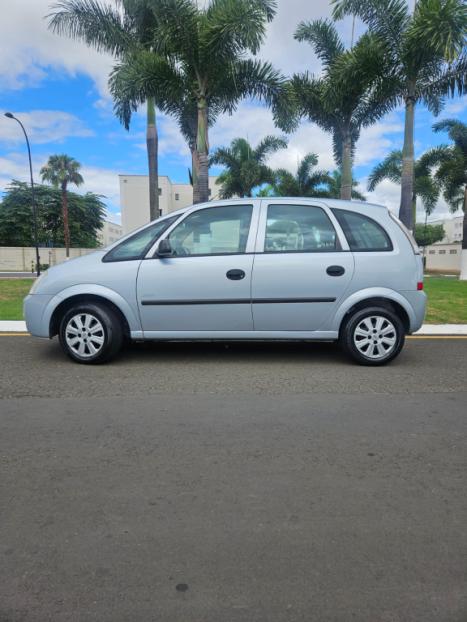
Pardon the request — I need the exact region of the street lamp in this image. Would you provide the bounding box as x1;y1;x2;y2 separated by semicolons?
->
4;112;41;276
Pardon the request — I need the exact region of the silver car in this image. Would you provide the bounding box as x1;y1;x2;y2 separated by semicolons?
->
24;198;426;365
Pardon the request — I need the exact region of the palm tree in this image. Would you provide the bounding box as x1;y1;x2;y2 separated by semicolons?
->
109;0;284;204
210;136;287;198
368;150;440;222
333;0;467;230
40;155;84;257
48;0;165;221
275;19;393;201
271;153;332;197
422;119;467;279
325;170;366;200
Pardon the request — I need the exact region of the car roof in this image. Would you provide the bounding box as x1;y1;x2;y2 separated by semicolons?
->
183;197;387;212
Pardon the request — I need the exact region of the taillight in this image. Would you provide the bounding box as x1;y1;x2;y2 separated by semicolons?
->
417;282;423;291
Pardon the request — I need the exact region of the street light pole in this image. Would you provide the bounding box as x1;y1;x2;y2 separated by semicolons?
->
4;112;41;276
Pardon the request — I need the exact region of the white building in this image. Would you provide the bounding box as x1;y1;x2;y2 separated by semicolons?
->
98;220;123;247
428;214;463;244
119;174;221;234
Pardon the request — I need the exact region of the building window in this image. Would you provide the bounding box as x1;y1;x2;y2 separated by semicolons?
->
159;209;162;217
175;193;180;201
208;188;212;196
158;188;162;196
450;249;457;254
438;250;446;254
428;250;435;254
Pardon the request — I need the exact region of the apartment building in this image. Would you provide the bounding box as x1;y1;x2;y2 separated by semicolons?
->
428;214;463;244
98;220;124;247
119;174;221;234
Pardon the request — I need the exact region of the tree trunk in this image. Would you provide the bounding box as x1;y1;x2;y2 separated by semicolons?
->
400;95;415;231
340;130;352;200
460;185;467;280
191;147;201;204
412;194;417;227
61;181;70;258
196;97;209;204
146;97;159;221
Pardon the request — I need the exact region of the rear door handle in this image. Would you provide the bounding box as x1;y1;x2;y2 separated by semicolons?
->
326;265;345;277
226;269;245;280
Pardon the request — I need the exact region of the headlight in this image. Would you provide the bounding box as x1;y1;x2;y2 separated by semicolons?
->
29;271;48;294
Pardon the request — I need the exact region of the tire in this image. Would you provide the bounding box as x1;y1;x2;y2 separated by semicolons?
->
58;302;123;364
340;306;405;366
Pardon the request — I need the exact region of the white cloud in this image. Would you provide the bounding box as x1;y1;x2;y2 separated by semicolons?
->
0;0;360;101
0;0;114;95
0;110;93;146
259;0;357;76
355;117;404;166
441;95;467;117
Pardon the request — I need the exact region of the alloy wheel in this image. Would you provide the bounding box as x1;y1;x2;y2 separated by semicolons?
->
353;315;397;360
65;313;105;359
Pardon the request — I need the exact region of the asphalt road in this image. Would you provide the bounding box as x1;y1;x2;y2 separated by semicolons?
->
1;336;466;622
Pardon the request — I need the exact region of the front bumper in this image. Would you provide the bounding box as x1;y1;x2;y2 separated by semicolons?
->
24;294;55;338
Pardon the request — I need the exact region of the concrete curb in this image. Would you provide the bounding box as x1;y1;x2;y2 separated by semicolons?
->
1;321;467;335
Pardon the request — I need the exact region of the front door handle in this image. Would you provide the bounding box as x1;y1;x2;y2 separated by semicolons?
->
326;265;345;277
226;269;245;280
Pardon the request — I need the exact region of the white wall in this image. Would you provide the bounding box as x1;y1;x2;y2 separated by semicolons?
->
0;247;97;272
425;243;461;273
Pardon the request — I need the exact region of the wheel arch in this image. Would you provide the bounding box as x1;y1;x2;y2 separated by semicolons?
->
334;289;414;336
47;287;138;339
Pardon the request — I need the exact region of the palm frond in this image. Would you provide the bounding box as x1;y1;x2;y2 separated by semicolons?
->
294;19;344;67
409;0;467;63
47;0;133;56
202;0;276;59
367;150;403;190
254;135;288;162
332;0;410;48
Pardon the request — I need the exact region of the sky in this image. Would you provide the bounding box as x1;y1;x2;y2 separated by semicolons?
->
0;0;465;225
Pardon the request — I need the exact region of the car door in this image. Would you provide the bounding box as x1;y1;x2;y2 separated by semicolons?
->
137;203;258;334
251;200;354;332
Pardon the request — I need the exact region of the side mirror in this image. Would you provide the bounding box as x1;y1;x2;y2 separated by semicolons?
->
156;238;173;257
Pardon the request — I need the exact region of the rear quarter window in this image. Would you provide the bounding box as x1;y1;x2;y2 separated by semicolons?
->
331;209;393;252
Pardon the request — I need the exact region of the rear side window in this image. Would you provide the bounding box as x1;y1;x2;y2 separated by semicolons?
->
103;216;178;262
265;204;338;252
332;209;393;252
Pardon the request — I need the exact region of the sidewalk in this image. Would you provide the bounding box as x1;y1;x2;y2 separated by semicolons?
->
1;321;467;335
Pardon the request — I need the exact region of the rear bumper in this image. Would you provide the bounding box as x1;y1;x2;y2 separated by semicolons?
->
24;294;55;338
402;290;427;333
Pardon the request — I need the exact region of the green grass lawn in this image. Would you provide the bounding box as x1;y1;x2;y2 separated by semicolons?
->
0;276;466;323
0;279;34;320
424;277;467;324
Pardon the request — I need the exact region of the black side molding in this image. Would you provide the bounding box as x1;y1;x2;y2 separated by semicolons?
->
141;297;336;306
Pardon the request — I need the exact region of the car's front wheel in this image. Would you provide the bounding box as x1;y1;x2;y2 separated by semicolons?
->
340;306;405;366
59;302;123;364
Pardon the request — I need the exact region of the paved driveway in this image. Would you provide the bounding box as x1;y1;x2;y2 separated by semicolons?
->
1;337;466;622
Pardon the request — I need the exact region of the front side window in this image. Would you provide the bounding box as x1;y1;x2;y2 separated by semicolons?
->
104;216;178;262
264;204;338;252
332;209;393;252
167;205;253;256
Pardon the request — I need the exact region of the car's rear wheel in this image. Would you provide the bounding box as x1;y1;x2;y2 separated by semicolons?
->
59;302;123;364
340;306;405;366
